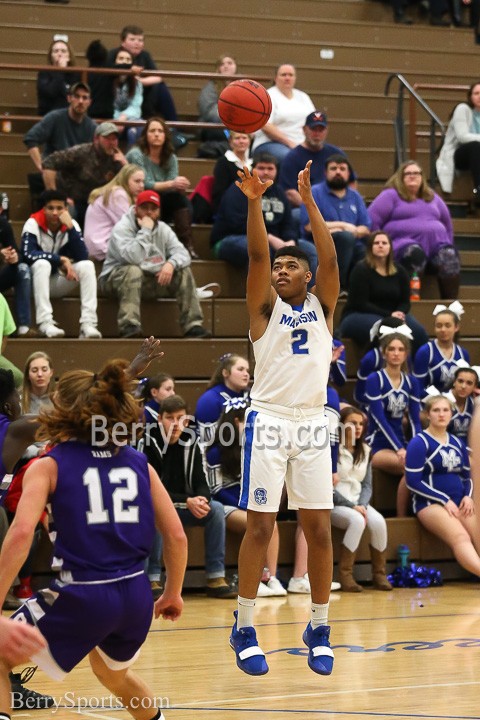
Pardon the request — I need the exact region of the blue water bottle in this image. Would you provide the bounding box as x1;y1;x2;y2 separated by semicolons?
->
397;544;410;568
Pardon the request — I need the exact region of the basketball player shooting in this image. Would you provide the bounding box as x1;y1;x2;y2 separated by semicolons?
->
229;160;340;676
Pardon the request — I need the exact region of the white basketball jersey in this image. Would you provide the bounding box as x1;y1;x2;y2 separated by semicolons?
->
250;293;332;410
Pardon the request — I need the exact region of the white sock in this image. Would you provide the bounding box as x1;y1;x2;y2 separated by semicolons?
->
237;596;255;629
311;601;329;629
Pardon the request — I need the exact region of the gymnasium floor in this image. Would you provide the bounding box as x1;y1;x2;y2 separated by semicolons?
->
11;582;480;720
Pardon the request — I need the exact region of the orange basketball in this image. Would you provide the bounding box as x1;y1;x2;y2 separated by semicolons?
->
218;79;272;133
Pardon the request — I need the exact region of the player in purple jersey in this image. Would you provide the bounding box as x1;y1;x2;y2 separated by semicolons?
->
229;161;339;678
0;356;187;720
406;394;480;576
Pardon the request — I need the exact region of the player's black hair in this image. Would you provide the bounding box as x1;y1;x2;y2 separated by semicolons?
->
273;246;311;268
0;369;16;408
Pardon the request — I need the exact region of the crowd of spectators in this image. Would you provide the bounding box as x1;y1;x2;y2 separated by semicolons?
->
1;10;480;622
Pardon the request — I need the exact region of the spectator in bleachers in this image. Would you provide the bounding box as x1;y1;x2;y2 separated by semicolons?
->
279;112;350;214
21;189;101;338
368;160;459;299
352;317;408;410
138;372;176;599
99;189;211;338
365;331;422;515
337;232;428;352
299;154;370;294
198;54;237;153
136;393;236;598
141;372;175;424
0;208;35;338
85;39;115;119
21;351;55;415
107;25;178;122
406;394;480;577
332;406;392;592
212;132;252;212
437;81;480;201
413;302;470;393
37;34;79;116
211;152;318;279
251;63;315;162
448;365;479;442
195;353;250;491
41;122;126;229
84;164;145;261
126;117;198;258
24;81;96;173
112;48;143;138
0;295;23;386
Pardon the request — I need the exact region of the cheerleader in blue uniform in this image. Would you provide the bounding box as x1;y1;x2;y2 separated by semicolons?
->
354;320;412;410
448;365;479;444
365;331;422;515
414;302;470;394
406;394;480;577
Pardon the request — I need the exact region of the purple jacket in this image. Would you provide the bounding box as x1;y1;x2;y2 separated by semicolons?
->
368;187;453;258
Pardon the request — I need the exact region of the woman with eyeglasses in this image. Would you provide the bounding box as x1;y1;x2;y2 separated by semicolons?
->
368;160;459;299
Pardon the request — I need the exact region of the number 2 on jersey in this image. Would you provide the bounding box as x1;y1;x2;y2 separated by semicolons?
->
291;328;309;354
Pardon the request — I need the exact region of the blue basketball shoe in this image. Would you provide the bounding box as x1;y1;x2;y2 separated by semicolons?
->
302;623;334;675
230;611;269;675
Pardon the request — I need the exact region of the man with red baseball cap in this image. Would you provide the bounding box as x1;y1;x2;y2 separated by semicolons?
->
99;190;211;338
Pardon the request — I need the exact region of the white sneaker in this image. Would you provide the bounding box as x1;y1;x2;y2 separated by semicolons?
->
79;324;102;338
196;283;221;299
287;573;311;594
331;581;341;592
267;576;287;596
257;581;275;597
39;322;65;338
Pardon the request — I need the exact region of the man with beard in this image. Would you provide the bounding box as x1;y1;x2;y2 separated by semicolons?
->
299;154;371;294
41;122;126;228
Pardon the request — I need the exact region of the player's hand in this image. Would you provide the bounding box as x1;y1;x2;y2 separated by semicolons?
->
235;166;272;199
297;160;313;203
396;448;406;465
154;593;184;621
127;336;164;378
0;617;46;665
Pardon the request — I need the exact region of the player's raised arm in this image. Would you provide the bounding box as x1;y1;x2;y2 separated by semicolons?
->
298;161;339;330
236;167;275;340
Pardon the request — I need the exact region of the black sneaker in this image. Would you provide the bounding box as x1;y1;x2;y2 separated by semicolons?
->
10;667;55;710
184;326;212;338
120;324;144;339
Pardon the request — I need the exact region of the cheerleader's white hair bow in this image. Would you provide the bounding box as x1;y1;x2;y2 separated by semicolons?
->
432;301;464;319
424;385;456;404
378;323;413;340
455;359;480;379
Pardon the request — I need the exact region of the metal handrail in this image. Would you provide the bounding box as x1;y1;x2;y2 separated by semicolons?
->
384;73;445;184
0;63;271;131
